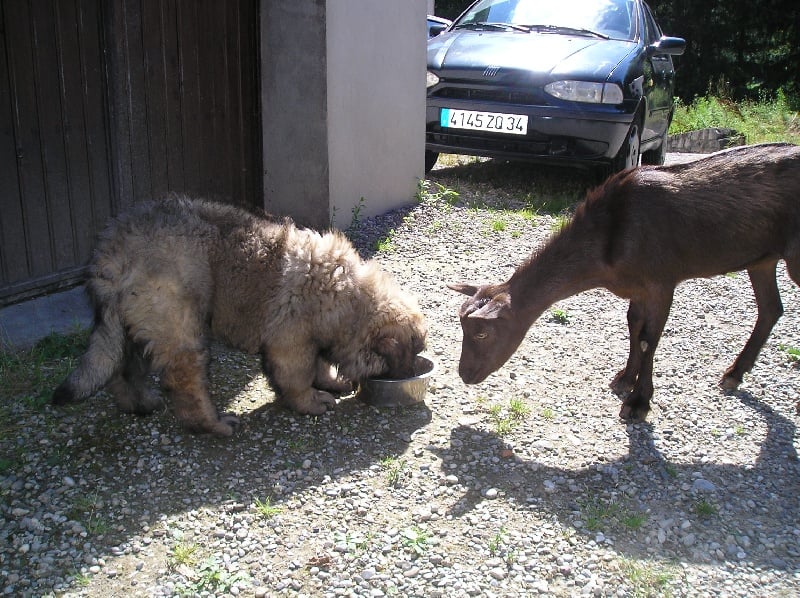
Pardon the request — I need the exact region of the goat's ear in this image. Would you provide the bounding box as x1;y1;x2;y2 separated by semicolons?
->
447;282;479;296
468;293;511;319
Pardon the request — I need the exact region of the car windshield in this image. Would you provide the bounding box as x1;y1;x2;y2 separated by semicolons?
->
455;0;636;41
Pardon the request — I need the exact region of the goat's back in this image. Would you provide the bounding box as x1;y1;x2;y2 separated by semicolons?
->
578;143;800;280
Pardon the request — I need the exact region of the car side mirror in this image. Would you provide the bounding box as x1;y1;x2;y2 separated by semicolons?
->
429;25;447;37
647;36;686;57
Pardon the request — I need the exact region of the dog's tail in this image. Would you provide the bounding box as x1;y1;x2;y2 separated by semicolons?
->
52;301;125;405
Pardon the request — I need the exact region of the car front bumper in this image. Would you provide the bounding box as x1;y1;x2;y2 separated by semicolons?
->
425;100;635;166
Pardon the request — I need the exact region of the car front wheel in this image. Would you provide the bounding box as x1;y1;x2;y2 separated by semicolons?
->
641;128;668;165
610;121;641;174
425;150;439;173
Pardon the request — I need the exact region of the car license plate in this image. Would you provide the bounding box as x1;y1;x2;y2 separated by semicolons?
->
440;108;528;135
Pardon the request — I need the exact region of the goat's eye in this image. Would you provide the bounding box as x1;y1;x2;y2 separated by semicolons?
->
474;332;488;340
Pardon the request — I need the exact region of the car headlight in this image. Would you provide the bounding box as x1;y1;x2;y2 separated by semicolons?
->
426;71;440;89
544;81;624;104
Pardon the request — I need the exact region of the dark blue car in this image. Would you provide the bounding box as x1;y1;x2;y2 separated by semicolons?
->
425;0;685;173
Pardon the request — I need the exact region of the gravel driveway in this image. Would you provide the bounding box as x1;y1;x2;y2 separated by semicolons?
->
2;156;799;597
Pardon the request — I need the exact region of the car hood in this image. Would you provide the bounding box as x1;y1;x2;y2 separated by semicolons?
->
428;31;637;84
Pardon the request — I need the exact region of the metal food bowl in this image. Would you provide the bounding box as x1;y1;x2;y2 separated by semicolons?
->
356;355;436;407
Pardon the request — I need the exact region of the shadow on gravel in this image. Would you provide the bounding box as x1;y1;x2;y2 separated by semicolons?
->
24;346;432;552
349;159;595;262
432;391;799;570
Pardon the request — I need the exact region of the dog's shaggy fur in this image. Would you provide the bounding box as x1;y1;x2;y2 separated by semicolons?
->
53;197;427;436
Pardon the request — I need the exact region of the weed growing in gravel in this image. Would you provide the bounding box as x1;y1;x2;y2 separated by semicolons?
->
176;556;249;596
69;492;108;536
541;407;555;421
375;229;396;253
693;499;718;518
550;308;570;324
350;197;366;230
253;496;283;519
490;218;507;233
69;571;91;587
581;498;621;531
620;558;678;597
508;397;531;419
401;526;430;556
170;542;200;568
417;179;460;206
779;344;800;362
621;513;648;530
551;214;571;233
334;530;373;555
381;456;408;488
488;528;506;555
487;398;531;436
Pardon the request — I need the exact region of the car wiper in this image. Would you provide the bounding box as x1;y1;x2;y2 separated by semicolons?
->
522;24;609;39
453;21;532;32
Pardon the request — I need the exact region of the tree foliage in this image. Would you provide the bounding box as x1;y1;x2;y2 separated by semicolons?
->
649;0;799;104
432;0;800;105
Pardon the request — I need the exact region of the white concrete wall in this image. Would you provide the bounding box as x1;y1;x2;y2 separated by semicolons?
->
326;0;427;229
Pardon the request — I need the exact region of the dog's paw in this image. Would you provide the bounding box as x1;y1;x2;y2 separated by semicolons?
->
211;413;240;437
52;382;76;405
288;389;336;415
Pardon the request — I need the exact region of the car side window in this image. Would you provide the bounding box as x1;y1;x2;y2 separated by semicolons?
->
642;3;662;46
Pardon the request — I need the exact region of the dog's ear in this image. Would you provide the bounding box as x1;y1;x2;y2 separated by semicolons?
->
373;324;405;360
372;324;417;379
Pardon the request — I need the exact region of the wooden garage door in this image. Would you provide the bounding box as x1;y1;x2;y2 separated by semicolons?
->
0;0;114;305
0;0;261;306
107;0;261;210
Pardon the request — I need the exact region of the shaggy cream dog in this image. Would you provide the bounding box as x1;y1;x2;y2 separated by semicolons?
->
53;197;427;436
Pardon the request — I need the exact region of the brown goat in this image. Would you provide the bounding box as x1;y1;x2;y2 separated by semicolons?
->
449;143;800;421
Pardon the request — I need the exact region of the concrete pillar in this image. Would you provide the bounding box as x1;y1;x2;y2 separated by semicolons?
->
261;0;426;231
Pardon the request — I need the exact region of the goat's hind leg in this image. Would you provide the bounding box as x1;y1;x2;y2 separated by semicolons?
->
720;261;782;391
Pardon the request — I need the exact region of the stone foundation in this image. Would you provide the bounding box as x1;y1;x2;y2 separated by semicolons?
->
666;127;746;153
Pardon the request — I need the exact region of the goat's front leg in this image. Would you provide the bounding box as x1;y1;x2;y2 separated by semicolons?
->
721;261;782;391
610;300;646;395
619;288;674;422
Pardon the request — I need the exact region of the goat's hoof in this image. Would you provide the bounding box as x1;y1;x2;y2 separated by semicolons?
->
719;375;741;392
619;401;649;422
609;371;635;396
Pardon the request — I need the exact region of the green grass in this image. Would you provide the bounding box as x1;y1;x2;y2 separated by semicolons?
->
490;218;506;233
381;456;408;488
175;556;249;596
400;526;430;556
375;229;396;252
486;398;531;436
550;308;569;324
253;496;283;519
693;499;718;518
779;344;800;362
671;92;800;145
620;558;678;598
0;328;89;410
170;542;200;569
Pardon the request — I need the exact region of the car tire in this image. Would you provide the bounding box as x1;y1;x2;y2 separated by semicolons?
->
609;121;641;174
425;150;439;173
641;128;667;165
